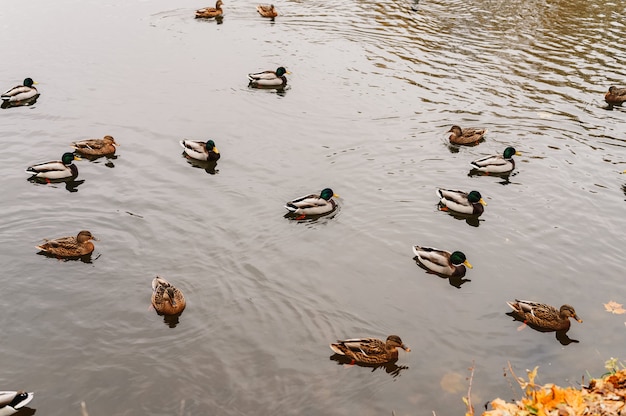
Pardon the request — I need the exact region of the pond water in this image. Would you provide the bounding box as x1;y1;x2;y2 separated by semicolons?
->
1;0;625;415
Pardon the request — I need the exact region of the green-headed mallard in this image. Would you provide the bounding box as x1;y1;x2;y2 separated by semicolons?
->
605;86;626;106
285;188;338;216
470;146;521;174
412;245;472;277
257;4;278;17
0;391;34;415
506;299;582;332
1;78;39;107
180;139;220;161
448;125;487;145
437;188;486;216
71;135;118;157
26;152;81;180
248;67;289;89
195;0;223;18
36;230;96;258
151;277;186;315
329;335;410;365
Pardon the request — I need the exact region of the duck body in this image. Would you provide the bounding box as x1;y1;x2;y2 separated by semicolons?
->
605;86;626;106
506;299;582;331
470;146;521;174
412;245;472;277
437;188;486;216
248;67;288;89
329;335;410;365
448;125;487;145
285;188;338;216
257;4;278;17
0;391;34;416
1;78;39;107
195;0;223;18
36;230;96;258
26;152;81;180
180;139;220;161
71;135;118;157
152;277;186;315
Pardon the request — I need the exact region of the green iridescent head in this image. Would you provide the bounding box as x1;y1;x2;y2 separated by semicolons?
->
61;152;79;164
275;67;287;77
450;251;471;268
319;188;335;200
503;147;519;159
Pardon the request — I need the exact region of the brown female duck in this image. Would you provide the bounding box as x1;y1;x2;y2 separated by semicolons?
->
195;0;224;18
605;86;626;106
71;135;118;157
151;277;186;315
506;299;582;331
257;4;278;17
448;125;487;145
329;335;410;365
36;230;97;257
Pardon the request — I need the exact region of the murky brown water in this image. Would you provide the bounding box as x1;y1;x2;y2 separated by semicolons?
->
1;0;625;415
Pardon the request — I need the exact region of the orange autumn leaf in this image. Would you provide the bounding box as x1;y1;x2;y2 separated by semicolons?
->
604;301;626;314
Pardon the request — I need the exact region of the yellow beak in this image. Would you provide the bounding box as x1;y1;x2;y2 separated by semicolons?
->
464;260;473;269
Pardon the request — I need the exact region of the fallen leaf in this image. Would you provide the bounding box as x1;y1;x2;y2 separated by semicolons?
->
604;301;626;314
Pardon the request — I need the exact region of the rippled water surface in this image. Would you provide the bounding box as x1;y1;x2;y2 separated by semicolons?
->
1;0;625;415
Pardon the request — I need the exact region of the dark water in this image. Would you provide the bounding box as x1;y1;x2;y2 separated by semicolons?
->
1;0;625;415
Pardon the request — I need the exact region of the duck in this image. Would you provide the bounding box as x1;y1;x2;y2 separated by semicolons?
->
36;230;96;258
329;335;410;365
285;188;338;216
26;152;81;180
151;277;186;315
248;67;289;89
0;391;34;416
437;188;486;216
179;139;220;161
71;135;118;157
257;4;278;17
506;300;583;332
470;146;521;174
605;86;626;106
195;0;223;18
412;245;472;277
1;78;39;106
447;125;487;145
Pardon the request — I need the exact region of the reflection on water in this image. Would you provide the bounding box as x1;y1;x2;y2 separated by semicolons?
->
1;94;39;109
412;257;472;289
36;250;95;264
436;205;482;227
27;177;85;193
329;354;409;378
505;312;580;346
182;155;219;175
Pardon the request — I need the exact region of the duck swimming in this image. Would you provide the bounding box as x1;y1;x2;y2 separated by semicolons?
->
180;139;220;161
248;67;289;89
195;0;223;18
412;245;472;277
470;146;521;174
0;391;34;415
257;4;278;17
71;135;118;157
152;277;186;315
506;300;582;332
329;335;410;365
437;188;486;216
1;78;39;108
26;152;81;180
36;230;97;258
447;125;487;145
285;188;338;217
605;86;626;106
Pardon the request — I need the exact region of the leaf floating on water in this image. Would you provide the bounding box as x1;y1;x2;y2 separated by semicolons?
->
604;300;626;314
440;371;465;393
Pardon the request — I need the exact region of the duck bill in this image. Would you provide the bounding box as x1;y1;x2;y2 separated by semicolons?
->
73;155;82;161
212;147;219;154
402;344;411;352
479;198;487;206
515;151;522;156
574;315;583;323
464;260;473;269
333;193;339;198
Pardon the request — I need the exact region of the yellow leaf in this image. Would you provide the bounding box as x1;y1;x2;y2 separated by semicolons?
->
604;300;626;314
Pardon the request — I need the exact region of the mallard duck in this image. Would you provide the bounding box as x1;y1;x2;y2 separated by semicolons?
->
195;0;223;18
470;146;521;174
437;188;486;216
1;78;39;106
285;188;338;216
152;277;186;315
26;152;81;180
248;67;289;89
179;139;220;161
448;125;487;145
412;245;472;277
71;135;118;157
257;4;278;17
0;391;34;415
329;335;410;365
36;230;97;258
605;86;626;106
506;300;583;331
